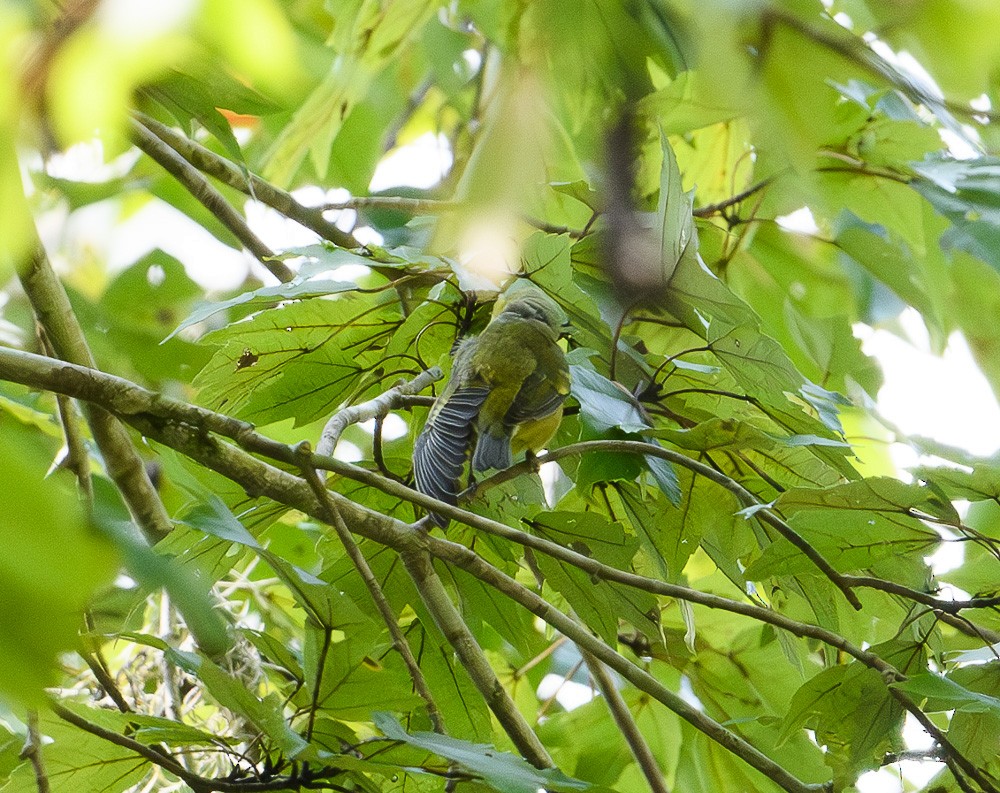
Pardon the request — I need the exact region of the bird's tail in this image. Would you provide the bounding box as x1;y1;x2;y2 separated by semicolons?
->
413;387;489;527
472;431;513;472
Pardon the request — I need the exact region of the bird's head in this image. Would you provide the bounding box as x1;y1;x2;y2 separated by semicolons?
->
492;279;566;332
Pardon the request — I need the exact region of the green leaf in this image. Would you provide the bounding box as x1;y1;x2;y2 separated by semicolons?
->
166;278;362;341
913;156;1000;274
92;478;233;659
780;656;904;787
776;477;960;526
0;419;117;706
892;673;1000;715
143;73;245;164
531;512;658;645
658;135;698;285
571;366;647;434
374;713;591;793
913;464;1000;502
570;365;680;501
264;0;437;184
126;713;231;748
451;564;538;656
193;293;389;424
946;663;1000;771
302;621;423;721
178;494;261;547
3;707;148;793
411;625;492;742
834;211;947;338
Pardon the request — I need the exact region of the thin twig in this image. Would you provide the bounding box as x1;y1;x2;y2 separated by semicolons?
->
315;196;588;237
316;368;442;456
692;177;775;218
81;651;132;714
581;648;670;793
319;196;459;213
513;637;567;680
537;656;585;718
841;574;1000;615
37;327;93;504
129;117;294;283
20;710;51;793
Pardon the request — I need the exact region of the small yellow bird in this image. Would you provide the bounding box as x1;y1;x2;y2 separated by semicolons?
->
413;281;570;526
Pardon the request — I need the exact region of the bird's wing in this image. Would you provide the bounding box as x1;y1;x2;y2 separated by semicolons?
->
413;386;490;526
503;371;567;424
502;346;570;425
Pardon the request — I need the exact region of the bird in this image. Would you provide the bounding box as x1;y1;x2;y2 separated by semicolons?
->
413;281;570;526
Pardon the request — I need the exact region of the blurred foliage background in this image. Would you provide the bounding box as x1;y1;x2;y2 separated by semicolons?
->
2;1;1000;792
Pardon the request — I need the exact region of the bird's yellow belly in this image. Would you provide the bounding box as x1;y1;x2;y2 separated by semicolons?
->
510;407;564;456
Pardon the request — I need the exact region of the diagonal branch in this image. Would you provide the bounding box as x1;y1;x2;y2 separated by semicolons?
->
17;242;173;546
129;117;294;283
394;534;554;769
296;453;447;735
133;111;359;249
580;648;670;793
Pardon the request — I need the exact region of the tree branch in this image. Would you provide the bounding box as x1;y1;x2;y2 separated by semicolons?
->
128;117;294;283
296;453;447;735
133;111;359;250
841;574;1000;615
581;649;670;793
17;242;173;546
315;367;442;456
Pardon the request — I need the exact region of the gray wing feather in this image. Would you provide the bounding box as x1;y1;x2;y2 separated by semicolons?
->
413;387;489;527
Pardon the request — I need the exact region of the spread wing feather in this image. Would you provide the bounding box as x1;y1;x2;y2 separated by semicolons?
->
413;387;490;527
